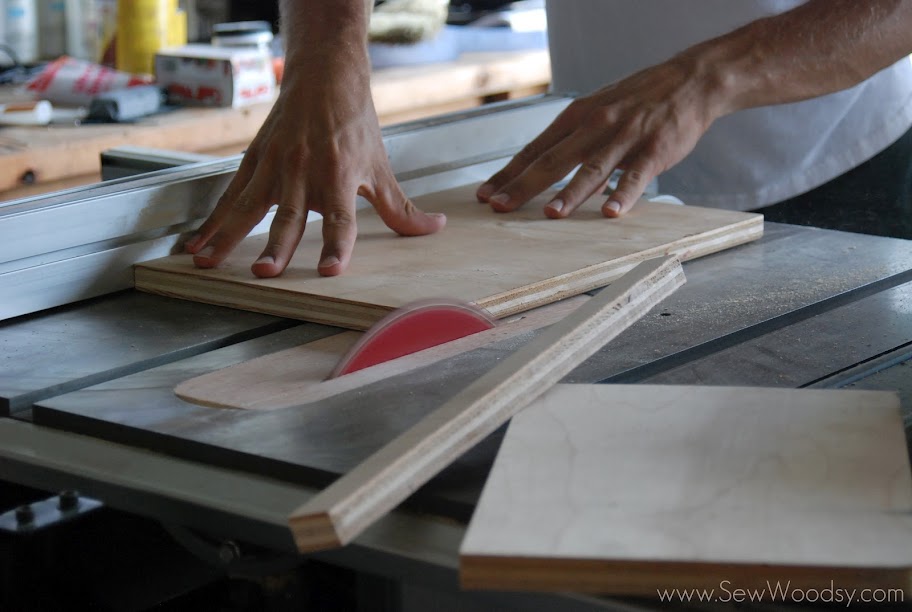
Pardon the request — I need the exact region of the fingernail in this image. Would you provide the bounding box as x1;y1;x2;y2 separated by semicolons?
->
477;183;494;200
489;193;509;207
254;255;274;266
427;212;446;219
604;200;621;214
319;255;341;268
196;246;214;259
546;199;564;214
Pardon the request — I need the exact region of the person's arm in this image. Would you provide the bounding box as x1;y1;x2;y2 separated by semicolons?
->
185;0;445;277
477;0;912;219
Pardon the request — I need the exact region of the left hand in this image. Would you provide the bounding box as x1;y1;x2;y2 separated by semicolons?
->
184;45;445;278
476;53;727;218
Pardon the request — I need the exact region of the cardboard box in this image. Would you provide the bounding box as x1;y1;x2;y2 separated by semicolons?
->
154;44;276;108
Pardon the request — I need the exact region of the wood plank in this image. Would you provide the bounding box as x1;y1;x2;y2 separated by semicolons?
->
0;50;550;195
135;183;761;330
175;295;590;411
0;100;275;193
460;384;912;595
287;256;686;552
372;50;551;121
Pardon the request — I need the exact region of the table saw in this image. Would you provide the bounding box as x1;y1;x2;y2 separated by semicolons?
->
1;95;911;610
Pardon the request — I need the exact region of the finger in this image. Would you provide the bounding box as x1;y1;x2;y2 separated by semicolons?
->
602;159;656;218
543;175;612;219
542;145;627;219
487;133;587;214
476;105;583;202
366;166;446;238
316;187;359;278
251;180;308;278
477;138;556;204
193;168;276;269
185;150;259;254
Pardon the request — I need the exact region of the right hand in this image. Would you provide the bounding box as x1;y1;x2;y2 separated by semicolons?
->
476;52;726;219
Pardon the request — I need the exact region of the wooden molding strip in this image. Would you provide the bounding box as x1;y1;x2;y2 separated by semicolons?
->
175;295;591;411
287;255;686;552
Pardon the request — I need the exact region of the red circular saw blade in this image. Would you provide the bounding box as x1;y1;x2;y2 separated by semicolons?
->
328;298;496;378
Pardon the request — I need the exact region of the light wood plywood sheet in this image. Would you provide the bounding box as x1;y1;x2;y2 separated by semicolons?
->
135;184;761;330
460;384;912;595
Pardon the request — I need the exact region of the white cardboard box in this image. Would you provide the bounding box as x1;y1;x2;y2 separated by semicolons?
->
154;44;276;108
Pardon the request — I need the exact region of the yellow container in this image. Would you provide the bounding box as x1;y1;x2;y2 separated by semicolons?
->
168;9;187;48
116;0;171;75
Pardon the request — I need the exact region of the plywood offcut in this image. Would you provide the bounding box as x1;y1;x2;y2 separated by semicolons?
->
175;296;591;411
460;384;912;596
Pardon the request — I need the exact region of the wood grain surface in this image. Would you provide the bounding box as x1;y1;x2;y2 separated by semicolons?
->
135;183;761;330
288;256;685;552
0;100;273;196
175;296;590;411
460;384;912;595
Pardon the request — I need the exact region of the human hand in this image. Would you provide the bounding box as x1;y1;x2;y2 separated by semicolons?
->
185;54;446;278
476;54;727;219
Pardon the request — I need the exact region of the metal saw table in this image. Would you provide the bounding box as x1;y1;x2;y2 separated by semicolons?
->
1;96;911;611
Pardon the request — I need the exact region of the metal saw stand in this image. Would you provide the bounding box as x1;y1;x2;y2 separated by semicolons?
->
1;95;910;610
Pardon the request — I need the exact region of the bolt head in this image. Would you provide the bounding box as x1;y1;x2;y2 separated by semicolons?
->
218;541;241;564
58;490;80;511
15;505;34;525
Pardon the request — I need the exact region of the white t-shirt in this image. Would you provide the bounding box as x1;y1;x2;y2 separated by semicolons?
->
546;0;912;210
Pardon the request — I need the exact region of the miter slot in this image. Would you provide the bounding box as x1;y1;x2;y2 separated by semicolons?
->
0;291;309;416
602;266;912;385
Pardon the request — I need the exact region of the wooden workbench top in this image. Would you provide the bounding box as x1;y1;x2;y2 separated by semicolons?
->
0;50;550;201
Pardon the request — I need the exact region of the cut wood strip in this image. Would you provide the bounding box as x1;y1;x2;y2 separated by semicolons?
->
135;183;761;330
287;255;685;552
460;384;912;595
176;295;591;411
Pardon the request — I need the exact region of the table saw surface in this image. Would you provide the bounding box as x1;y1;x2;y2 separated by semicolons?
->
0;97;910;610
3;221;910;503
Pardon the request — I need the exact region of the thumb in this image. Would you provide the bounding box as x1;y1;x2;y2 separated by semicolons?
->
366;166;446;237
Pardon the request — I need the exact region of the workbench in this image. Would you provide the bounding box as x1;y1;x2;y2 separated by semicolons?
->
1;96;910;610
0;49;550;201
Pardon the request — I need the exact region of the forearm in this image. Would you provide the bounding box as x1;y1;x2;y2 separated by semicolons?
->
279;0;371;68
680;0;912;119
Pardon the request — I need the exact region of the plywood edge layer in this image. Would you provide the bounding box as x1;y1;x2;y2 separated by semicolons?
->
134;267;393;329
288;511;342;552
678;215;764;261
479;216;763;317
459;556;912;596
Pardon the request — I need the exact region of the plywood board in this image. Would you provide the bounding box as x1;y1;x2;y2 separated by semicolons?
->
175;296;590;411
135;183;761;330
460;384;912;596
288;256;685;552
